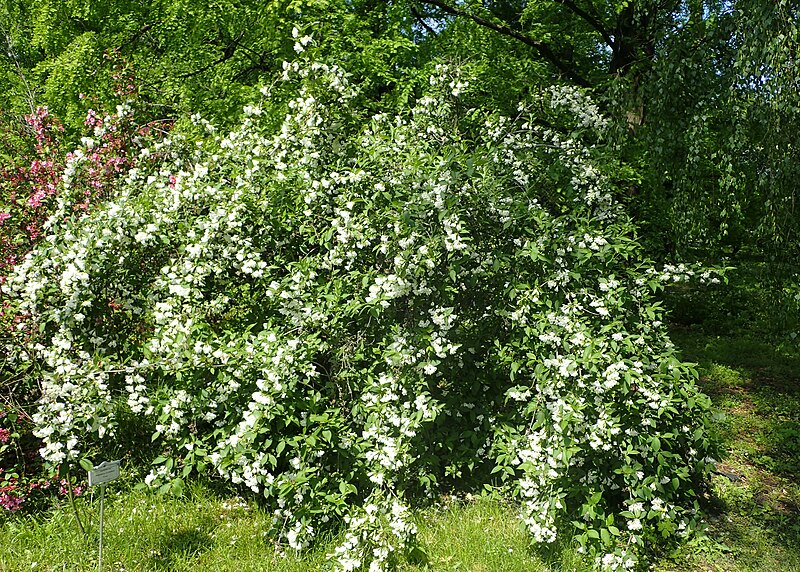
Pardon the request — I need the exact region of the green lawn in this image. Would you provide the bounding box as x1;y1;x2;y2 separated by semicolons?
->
0;486;591;572
655;328;800;572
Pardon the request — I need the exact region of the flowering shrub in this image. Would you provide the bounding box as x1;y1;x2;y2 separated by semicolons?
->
0;92;160;516
0;107;64;278
6;48;718;570
1;99;154;277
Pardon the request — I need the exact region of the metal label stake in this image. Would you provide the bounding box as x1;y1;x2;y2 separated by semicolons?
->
88;460;121;572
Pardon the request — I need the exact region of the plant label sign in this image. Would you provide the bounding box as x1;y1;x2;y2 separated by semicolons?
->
88;460;121;487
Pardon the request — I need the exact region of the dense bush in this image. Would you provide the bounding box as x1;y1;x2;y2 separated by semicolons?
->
0;96;159;514
5;49;718;570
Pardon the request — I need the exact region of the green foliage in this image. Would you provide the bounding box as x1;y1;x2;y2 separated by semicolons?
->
4;0;798;277
629;0;800;264
411;0;800;280
1;0;423;137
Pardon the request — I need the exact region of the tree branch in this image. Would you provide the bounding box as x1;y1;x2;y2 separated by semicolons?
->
553;0;614;49
410;4;439;37
126;23;153;47
232;64;268;82
416;0;591;87
172;30;246;80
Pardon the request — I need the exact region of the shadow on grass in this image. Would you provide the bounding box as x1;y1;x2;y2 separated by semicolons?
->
671;329;800;477
149;520;215;570
662;327;800;571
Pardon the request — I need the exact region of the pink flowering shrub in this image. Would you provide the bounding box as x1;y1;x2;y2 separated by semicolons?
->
0;103;149;279
0;107;64;278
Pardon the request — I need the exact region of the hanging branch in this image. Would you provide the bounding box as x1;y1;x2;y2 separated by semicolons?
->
410;4;439;37
173;30;246;80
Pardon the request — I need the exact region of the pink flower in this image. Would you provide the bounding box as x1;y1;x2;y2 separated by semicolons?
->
0;213;10;224
0;491;23;512
0;427;10;443
27;189;47;207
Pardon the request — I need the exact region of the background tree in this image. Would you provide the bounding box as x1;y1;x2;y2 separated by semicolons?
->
0;0;422;135
410;0;800;310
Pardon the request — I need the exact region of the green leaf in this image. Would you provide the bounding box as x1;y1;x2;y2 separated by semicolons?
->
171;478;185;497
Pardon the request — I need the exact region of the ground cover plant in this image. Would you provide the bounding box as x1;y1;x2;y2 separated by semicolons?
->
2;42;721;570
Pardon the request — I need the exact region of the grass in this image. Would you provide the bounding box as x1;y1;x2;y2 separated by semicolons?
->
655;327;800;572
1;485;328;571
404;500;588;572
0;486;588;572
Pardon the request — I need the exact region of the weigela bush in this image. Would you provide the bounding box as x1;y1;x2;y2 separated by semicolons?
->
5;48;718;569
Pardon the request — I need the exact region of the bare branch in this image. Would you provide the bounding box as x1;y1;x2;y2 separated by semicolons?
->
172;30;246;80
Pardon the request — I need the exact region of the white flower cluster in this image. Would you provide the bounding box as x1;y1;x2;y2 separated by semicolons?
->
549;85;609;131
291;27;313;53
332;496;418;572
647;262;724;285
